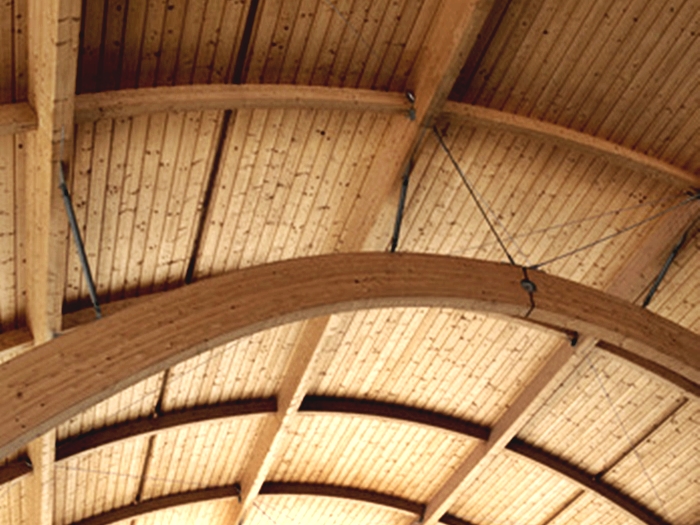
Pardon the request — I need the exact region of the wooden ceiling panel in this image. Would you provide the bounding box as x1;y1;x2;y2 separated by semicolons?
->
0;135;24;330
245;0;439;89
395;120;684;291
64;110;222;308
517;348;688;475
133;499;233;525
54;438;147;525
77;0;252;92
0;0;26;104
56;372;164;442
310;308;564;427
140;417;261;501
195;108;391;278
454;0;700;171
268;414;479;503
449;450;580;525
0;475;27;525
601;400;700;525
250;493;416;525
546;490;637;525
160;322;302;411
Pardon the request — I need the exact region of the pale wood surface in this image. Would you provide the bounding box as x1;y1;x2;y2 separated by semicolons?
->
0;104;37;136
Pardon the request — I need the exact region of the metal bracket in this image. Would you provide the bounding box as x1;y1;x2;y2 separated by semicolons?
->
406;90;416;121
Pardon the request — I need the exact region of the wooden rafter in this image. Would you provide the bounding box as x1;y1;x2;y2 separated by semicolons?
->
1;253;698;461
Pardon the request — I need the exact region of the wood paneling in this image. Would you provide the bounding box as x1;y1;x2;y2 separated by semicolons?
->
245;0;439;90
0;475;28;525
269;414;478;502
76;0;252;92
54;439;146;525
250;494;416;525
518;348;687;475
194;108;391;277
140;417;262;500
602;400;700;525
448;450;579;525
161;323;302;412
65;110;222;306
454;0;700;172
0;135;24;330
56;374;164;442
310;308;563;426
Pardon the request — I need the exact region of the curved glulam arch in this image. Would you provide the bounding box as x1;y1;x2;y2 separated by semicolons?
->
1;253;698;461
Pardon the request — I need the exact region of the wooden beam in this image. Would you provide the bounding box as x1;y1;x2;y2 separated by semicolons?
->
506;439;672;525
232;317;329;523
55;398;276;461
442;102;700;189
299;396;490;440
23;1;81;524
69;485;240;525
25;0;81;343
420;337;593;525
1;253;699;460
73;84;410;122
26;430;55;525
0;103;38;135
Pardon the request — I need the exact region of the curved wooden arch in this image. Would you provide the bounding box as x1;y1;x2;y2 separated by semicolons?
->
63;85;700;188
1;253;698;462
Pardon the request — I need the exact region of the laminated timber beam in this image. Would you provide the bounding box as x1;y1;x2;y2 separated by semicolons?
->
442;102;700;189
65;85;700;191
72;84;411;123
0;395;672;525
0;103;38;135
1;253;698;461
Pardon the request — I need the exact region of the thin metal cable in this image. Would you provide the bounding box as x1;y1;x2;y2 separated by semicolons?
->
433;126;520;265
529;194;700;270
458;193;682;254
584;354;669;516
319;0;384;62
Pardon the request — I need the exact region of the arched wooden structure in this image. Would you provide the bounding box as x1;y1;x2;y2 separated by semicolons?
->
1;1;700;525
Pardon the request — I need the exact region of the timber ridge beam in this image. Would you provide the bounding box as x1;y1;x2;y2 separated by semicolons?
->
1;253;699;460
0;396;679;525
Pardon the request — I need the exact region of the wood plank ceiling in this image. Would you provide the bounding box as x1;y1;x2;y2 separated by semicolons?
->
0;1;699;525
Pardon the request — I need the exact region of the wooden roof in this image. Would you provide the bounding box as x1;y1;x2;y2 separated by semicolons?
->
0;1;699;525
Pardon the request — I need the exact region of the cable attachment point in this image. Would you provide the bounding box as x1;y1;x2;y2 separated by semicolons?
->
406;90;416;121
520;278;537;293
233;482;242;503
569;331;579;347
